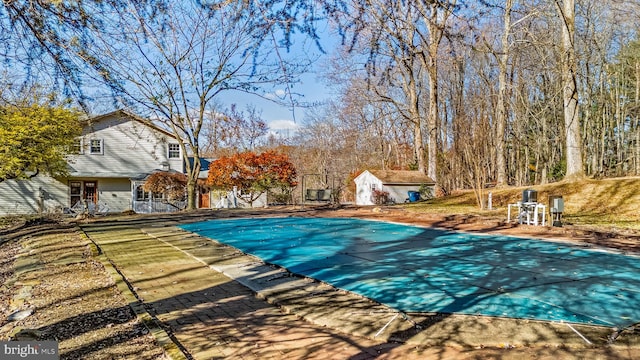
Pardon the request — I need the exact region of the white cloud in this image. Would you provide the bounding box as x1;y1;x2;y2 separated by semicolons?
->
269;119;299;130
268;119;299;138
264;88;287;101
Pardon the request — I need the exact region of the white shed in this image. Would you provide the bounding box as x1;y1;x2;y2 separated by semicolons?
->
353;170;436;206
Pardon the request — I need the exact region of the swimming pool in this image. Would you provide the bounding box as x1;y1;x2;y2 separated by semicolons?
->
179;217;640;327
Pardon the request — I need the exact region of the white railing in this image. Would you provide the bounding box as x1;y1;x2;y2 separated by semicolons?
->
133;199;185;214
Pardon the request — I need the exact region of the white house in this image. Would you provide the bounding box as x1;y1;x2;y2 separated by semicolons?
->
0;110;185;215
353;170;436;206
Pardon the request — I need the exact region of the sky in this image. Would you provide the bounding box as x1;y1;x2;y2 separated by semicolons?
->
219;70;331;136
218;23;339;137
79;8;340;138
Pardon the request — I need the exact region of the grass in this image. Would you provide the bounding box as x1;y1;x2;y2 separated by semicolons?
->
0;215;27;228
403;176;640;230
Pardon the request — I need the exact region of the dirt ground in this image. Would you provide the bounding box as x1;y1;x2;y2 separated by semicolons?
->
0;218;168;359
1;205;640;359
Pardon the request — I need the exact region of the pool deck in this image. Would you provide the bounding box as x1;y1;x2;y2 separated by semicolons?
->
80;210;640;359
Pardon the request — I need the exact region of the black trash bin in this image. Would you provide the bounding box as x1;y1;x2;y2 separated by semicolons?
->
522;189;537;203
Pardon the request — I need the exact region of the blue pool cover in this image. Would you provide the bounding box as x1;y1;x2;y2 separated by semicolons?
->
179;217;640;327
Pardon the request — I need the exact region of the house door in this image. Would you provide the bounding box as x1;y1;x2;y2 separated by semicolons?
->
199;191;210;208
84;181;98;204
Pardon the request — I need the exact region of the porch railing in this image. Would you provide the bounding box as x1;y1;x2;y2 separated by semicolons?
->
133;199;186;214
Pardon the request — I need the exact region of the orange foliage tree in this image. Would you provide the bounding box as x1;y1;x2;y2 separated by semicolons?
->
143;171;188;209
207;150;297;206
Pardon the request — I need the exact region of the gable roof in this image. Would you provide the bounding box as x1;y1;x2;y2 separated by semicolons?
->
367;170;435;185
83;109;177;140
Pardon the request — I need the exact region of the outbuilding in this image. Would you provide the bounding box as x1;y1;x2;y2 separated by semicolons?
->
353;170;436;206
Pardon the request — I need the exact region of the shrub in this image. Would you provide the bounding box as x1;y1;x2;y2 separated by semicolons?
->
372;189;390;205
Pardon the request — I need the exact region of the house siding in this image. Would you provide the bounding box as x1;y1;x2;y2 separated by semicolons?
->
84;178;132;213
0;176;68;215
67;115;182;176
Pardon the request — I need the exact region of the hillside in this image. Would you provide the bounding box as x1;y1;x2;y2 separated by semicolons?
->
405;177;640;231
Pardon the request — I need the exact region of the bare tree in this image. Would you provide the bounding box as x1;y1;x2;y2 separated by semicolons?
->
576;0;640;177
334;0;458;182
1;1;100;99
201;105;268;157
330;74;414;171
88;1;314;210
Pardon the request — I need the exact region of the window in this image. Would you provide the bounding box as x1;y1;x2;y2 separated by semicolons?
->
371;184;377;191
70;181;82;207
89;139;103;154
168;143;180;158
152;191;165;200
70;138;83;154
135;186;150;201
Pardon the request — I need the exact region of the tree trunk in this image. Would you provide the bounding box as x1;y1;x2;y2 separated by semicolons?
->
427;65;438;182
635;60;640;175
186;179;197;210
495;0;512;186
414;119;427;174
557;0;585;180
184;152;201;211
427;17;441;183
409;77;427;174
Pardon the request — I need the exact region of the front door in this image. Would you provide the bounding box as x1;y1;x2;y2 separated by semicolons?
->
83;181;98;205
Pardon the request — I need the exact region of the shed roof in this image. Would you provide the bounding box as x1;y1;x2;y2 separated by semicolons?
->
368;170;435;185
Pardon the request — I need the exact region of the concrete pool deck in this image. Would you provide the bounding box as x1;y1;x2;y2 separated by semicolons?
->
79;210;640;359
